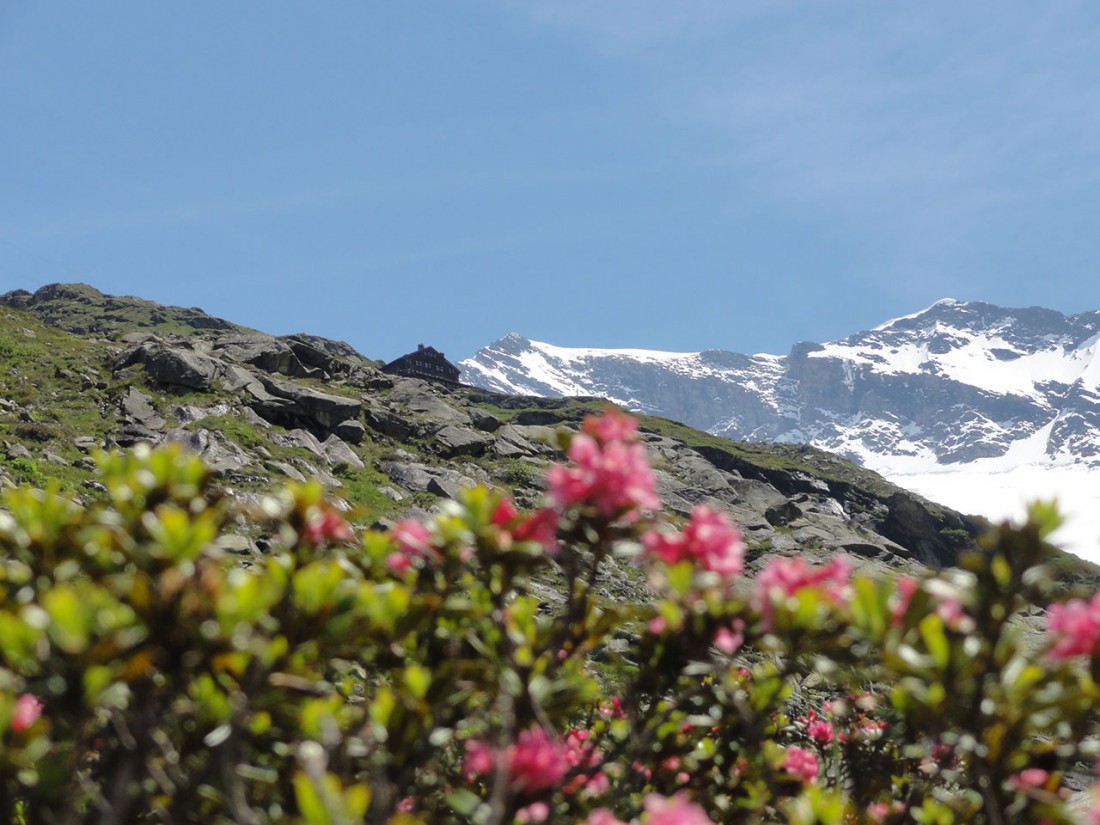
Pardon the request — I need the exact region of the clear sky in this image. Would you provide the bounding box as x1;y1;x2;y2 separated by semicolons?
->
3;2;1100;362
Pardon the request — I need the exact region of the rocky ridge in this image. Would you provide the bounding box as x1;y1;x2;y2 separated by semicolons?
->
0;284;1027;581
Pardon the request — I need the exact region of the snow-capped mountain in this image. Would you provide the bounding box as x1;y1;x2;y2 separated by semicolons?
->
461;300;1100;560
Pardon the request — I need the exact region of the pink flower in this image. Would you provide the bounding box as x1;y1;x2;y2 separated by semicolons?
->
388;520;438;569
641;793;714;825
782;746;819;784
713;621;744;655
642;505;745;576
560;727;610;797
930;742;955;767
301;507;354;547
516;802;550;822
806;719;834;745
492;496;519;526
1011;768;1050;790
867;801;905;822
10;694;42;732
493;498;559;554
546;410;659;521
464;727;569;794
585;407;639;444
1047;593;1100;659
507;727;569;793
755;556;851;629
891;576;918;627
562;728;600;770
585;810;628;825
599;696;625;720
512;508;559;552
935;597;974;633
463;739;494;778
386;552;413;574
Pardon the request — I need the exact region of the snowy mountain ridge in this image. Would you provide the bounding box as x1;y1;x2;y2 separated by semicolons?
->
460;300;1100;560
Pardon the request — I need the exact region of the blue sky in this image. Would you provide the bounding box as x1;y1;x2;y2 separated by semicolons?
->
3;2;1100;362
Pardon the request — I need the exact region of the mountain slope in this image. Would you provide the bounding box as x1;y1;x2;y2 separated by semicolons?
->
0;283;1007;584
461;300;1100;560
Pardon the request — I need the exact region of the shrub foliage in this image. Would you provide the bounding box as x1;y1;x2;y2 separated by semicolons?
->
1;410;1098;823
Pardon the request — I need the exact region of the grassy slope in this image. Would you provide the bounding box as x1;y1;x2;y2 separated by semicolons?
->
0;306;412;523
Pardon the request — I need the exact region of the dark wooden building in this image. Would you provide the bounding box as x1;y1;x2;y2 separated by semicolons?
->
382;344;461;385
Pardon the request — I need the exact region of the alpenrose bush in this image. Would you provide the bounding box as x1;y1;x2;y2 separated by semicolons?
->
1;409;1100;823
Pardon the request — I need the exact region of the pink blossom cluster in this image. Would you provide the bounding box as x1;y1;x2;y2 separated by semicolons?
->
800;699;889;750
798;707;833;740
805;718;835;746
867;800;906;822
893;576;975;633
713;619;745;655
560;728;609;797
301;506;354;547
463;726;569;794
642;505;745;577
546;408;659;522
891;576;919;627
386;520;438;574
9;694;42;732
781;745;819;783
584;793;713;825
1010;768;1051;791
1047;592;1100;660
934;596;974;634
640;793;714;825
491;497;559;554
754;556;851;629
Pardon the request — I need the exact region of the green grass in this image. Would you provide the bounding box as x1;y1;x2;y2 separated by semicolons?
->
464;393;607;426
189;415;270;452
332;465;406;523
289;376;363;399
635;414;897;493
0;310;116;457
1043;545;1100;593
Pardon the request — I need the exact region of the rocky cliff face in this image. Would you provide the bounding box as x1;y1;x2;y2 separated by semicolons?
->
0;283;989;579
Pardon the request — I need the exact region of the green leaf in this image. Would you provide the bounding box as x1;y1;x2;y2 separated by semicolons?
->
1026;499;1063;539
404;664;431;700
43;584;91;654
444;788;484;817
919;613;950;669
293;772;332;825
